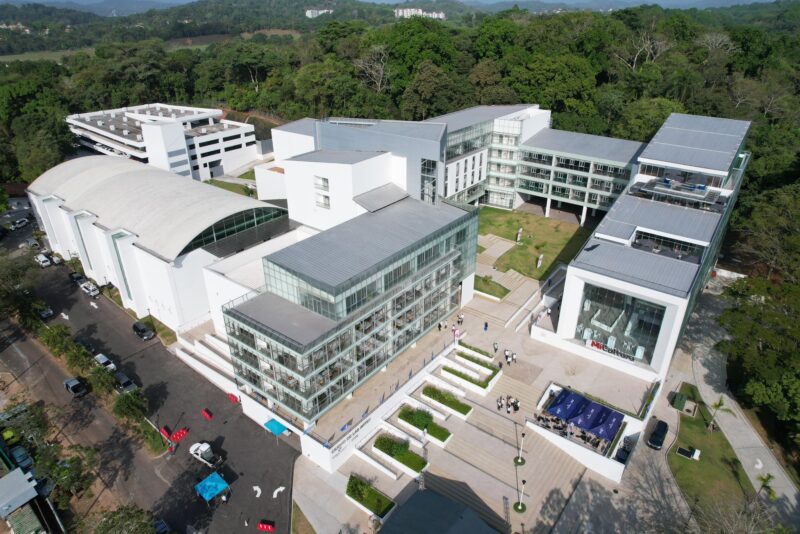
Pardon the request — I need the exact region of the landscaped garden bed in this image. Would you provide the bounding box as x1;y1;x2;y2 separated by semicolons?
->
373;435;427;473
345;474;395;518
398;406;451;442
443;353;500;389
422;386;472;416
475;275;510;299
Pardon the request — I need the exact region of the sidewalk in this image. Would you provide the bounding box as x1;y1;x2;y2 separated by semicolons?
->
680;292;800;525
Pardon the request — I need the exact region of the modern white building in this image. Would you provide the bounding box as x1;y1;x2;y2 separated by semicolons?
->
305;8;333;18
542;114;751;381
394;7;446;20
66;103;265;181
27;156;288;333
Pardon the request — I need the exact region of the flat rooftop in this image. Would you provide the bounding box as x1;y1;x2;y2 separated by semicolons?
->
639;113;751;174
594;195;721;245
572;237;700;297
286;149;385;164
227;291;337;350
266;197;469;294
273;117;316;136
522;128;645;165
425;104;535;131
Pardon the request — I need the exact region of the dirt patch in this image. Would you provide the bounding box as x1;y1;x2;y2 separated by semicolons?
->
242;28;301;38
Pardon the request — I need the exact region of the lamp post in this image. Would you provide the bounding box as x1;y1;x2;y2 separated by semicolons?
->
514;479;527;513
514;432;526;465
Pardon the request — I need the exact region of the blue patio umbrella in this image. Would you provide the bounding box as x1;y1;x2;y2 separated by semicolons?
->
264;419;288;445
195;471;229;503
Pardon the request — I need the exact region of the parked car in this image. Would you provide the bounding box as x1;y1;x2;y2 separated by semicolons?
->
69;272;87;285
25;238;39;249
189;442;224;468
647;420;669;450
49;254;64;265
93;353;117;372
2;428;20;446
9;445;33;470
34;254;51;268
36;305;54;320
10;219;28;230
133;321;156;341
114;372;138;394
74;338;96;355
64;378;88;398
80;281;100;298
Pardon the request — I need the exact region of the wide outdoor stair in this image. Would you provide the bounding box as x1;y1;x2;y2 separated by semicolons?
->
516;435;586;516
357;434;402;480
443;425;518;484
466;404;527;451
424;465;511;534
492;374;540;414
461;305;506;327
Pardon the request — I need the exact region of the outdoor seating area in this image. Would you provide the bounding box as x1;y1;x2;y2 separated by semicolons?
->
532;388;624;456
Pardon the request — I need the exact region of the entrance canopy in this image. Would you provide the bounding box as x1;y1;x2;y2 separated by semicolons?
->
547;389;625;441
195;472;229;502
264;419;288;436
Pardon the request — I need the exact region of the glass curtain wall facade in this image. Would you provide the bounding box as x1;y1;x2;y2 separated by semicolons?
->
574;283;665;365
223;210;478;423
179;206;287;256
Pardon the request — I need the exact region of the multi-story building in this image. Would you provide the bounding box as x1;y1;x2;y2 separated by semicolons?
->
394;8;446;20
66;103;265;181
548;113;751;380
305;8;333;18
223;188;477;424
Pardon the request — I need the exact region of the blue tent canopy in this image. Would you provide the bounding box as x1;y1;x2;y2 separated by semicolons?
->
547;391;588;420
264;419;288;436
590;411;624;441
195;472;229;502
568;402;609;430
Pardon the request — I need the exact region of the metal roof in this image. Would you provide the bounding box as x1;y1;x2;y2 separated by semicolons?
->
353;183;408;212
425;104;535;132
287;150;385;164
572;238;700;297
229;291;337;348
266;197;469;293
639;113;750;174
0;469;37;519
381;488;496;534
273;118;316;136
364;120;445;141
595;195;720;244
521;129;645;164
28;156;281;261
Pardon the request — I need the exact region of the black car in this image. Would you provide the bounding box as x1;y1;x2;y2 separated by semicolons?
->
64;378;88;398
114;371;139;394
69;272;87;285
132;321;156;341
647;420;669;450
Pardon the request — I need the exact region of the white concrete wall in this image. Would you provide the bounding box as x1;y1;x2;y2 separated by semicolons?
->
272;129;315;161
202;268;252;337
350;153;395;197
171;248;218;329
555;266;688;380
254;164;287;200
518;109;552;141
445;149;487;198
142;121;188;174
460;272;475;307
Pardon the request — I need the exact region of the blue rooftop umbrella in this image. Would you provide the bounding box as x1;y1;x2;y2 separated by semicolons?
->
195;472;229;503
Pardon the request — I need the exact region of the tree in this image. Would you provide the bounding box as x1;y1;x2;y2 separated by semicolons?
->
506;53;596;113
92;505;155;534
88;366;115;397
469;59;518;105
34;443;97;509
354;45;389;94
7;402;52;446
694;495;778;534
757;473;777;501
65;344;94;374
39;324;73;358
708;395;735;432
611;97;685;141
400;60;469;121
113;391;149;422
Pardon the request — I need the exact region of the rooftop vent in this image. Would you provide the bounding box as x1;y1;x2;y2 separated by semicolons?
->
109;125;115;131
201;128;208;134
136;134;143;141
136;121;141;126
97;120;103;126
123;129;129;136
122;117;128;123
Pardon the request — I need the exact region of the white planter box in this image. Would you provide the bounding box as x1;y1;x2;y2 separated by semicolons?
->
454;346;495;363
421;391;472;420
440;367;492;397
455;353;497;375
371;444;428;478
403;397;447;421
395;417;451;448
345;493;396;522
353;449;399;480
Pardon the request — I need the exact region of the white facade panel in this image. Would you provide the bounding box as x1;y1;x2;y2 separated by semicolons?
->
272;129;315;161
254;164;287;200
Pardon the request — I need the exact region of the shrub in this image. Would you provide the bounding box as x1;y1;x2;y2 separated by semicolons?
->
374;434;427;473
138;420;167;454
442;364;498;389
458;342;492;358
422;386;471;415
113;391;148;422
346;475;394;518
457;352;497;370
39;324;72;357
87;366;115;397
398;406;451;442
65;345;93;373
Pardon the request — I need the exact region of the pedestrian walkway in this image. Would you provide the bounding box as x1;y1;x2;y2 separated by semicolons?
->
681;292;800;525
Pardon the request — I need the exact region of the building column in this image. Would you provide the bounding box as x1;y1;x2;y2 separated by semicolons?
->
545;197;551;218
580;205;588;226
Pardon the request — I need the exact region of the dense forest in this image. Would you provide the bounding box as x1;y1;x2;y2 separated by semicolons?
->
0;1;798;465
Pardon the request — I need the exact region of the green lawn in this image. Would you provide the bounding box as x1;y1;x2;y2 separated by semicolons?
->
207;179;251;196
374;435;427;472
292;501;316;534
474;275;510;299
346;475;395;518
667;383;755;513
422;386;472;415
239;169;256;180
478;207;592;280
476;244;486;254
398;406;451;442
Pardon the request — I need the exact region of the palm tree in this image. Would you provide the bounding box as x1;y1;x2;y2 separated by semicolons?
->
757;473;777;501
707;395;734;432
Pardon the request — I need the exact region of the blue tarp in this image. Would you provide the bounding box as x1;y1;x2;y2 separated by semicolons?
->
264;419;288;436
195;472;229;502
547;391;588;420
590;411;625;441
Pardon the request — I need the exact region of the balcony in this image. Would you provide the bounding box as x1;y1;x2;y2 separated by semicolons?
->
632;179;725;212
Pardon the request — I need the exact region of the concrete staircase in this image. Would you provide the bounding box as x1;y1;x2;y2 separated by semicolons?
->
466;404;527;451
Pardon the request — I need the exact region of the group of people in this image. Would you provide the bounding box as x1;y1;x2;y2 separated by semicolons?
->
437;314;465;332
497;395;521;414
503;348;517;365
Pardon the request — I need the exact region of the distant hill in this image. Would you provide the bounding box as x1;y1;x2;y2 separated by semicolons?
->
1;0;191;15
466;0;777;11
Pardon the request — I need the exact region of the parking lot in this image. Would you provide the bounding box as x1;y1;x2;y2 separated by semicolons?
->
1;262;299;532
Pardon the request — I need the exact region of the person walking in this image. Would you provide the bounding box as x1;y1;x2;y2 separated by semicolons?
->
483;321;488;332
512;352;517;364
444;320;448;330
438;322;442;332
493;342;499;354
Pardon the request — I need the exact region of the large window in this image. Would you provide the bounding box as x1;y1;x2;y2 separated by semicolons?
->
420;159;437;204
575;284;665;365
316;194;330;209
179;206;286;256
314;176;329;192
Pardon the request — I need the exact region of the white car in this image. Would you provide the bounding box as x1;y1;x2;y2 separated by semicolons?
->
34;254;51;268
80;281;100;298
93;353;116;372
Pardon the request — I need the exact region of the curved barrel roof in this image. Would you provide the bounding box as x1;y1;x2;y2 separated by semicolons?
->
28;156;273;261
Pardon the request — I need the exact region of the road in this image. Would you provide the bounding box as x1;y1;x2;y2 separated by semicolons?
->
1;264;299;533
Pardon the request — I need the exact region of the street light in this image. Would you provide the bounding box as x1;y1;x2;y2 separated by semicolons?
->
514;432;526;466
514;479;527;513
